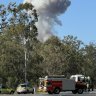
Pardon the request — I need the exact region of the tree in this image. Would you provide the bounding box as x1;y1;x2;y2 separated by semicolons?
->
62;35;84;76
39;36;66;75
82;43;96;81
0;2;38;87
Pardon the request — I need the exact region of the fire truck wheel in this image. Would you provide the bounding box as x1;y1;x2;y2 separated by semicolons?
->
72;90;77;94
77;89;83;94
48;91;53;94
54;88;60;94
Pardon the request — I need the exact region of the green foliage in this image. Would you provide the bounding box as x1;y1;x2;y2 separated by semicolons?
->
0;2;96;88
81;43;96;80
0;2;39;87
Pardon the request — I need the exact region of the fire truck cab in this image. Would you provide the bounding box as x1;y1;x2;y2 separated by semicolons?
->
38;75;87;94
70;74;94;91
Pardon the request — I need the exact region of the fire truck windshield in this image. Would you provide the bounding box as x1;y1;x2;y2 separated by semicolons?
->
70;77;76;81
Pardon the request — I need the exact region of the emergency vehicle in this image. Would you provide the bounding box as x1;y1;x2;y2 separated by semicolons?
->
70;74;94;91
38;75;87;94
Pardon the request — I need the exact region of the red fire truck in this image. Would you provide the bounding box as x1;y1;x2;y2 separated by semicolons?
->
38;75;87;94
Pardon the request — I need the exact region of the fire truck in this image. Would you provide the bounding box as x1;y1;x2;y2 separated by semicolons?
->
38;75;87;94
70;74;94;91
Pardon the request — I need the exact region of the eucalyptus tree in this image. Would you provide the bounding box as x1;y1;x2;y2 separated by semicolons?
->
39;36;65;75
62;35;84;76
0;2;38;87
82;43;96;81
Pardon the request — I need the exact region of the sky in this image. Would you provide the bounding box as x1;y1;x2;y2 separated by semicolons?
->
0;0;96;44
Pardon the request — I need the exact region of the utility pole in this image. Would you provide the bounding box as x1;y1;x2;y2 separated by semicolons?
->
24;37;27;83
24;25;31;83
24;49;27;83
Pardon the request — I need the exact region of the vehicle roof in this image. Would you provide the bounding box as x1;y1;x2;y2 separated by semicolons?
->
71;74;84;77
18;83;28;86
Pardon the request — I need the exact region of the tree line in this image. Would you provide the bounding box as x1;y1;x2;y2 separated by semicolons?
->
0;3;96;88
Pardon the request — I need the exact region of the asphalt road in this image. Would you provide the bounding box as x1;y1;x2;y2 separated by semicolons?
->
0;94;96;96
0;90;96;96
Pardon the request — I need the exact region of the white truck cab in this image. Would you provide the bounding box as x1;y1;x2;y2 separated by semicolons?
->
70;74;85;82
70;74;94;91
70;74;91;83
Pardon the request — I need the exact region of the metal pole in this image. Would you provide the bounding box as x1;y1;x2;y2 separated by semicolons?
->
24;37;27;83
25;49;27;83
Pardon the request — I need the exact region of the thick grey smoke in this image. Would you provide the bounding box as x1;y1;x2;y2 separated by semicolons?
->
23;0;71;41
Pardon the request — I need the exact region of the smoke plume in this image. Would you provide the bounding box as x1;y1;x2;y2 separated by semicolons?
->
23;0;71;41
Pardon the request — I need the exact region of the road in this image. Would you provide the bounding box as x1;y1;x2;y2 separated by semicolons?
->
0;90;96;96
